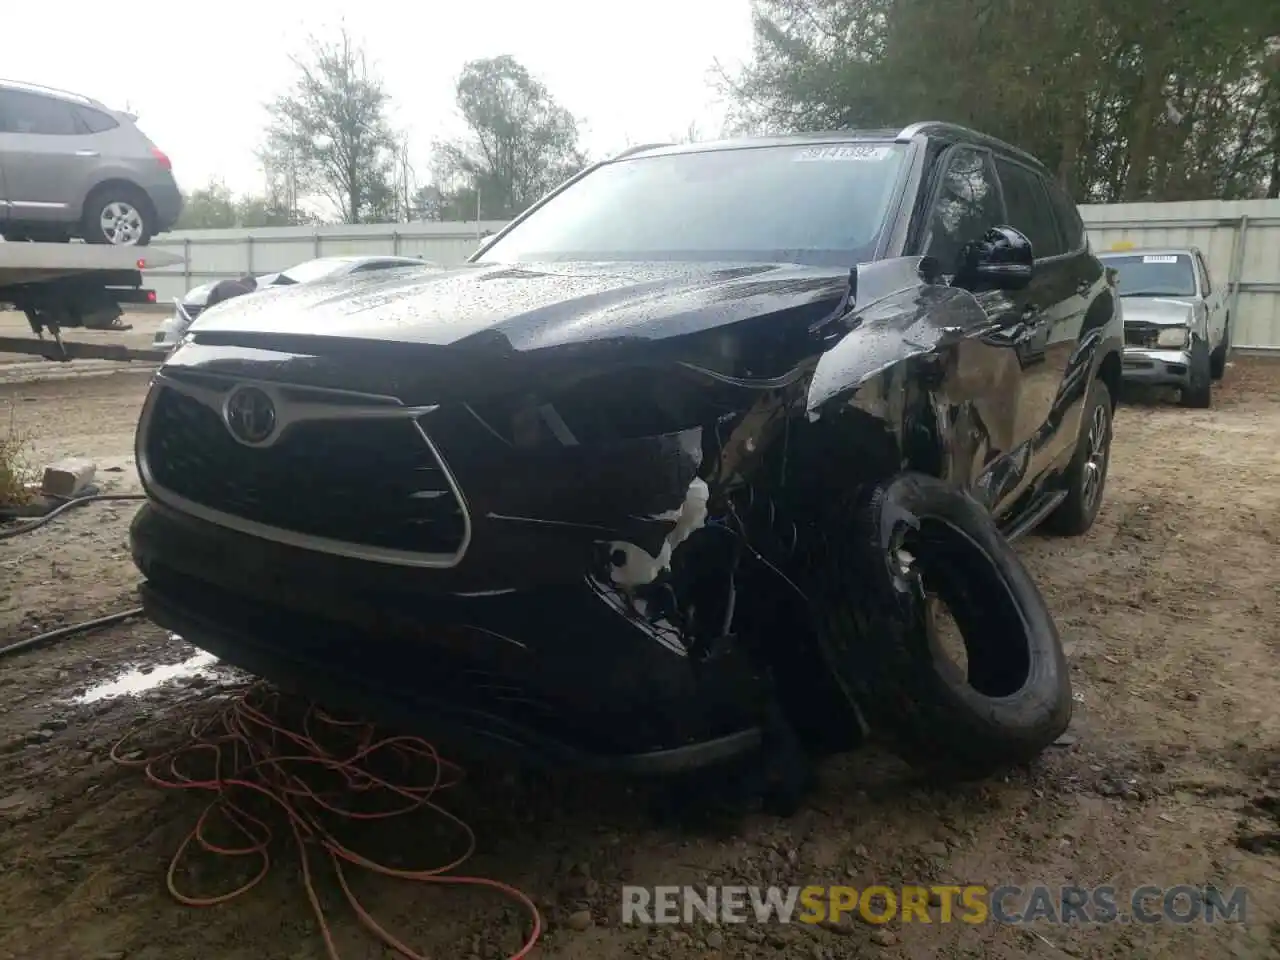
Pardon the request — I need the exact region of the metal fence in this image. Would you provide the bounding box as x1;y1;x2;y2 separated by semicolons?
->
146;198;1280;349
145;221;510;301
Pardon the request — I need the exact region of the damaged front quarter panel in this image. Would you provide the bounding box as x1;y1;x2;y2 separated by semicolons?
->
527;258;997;600
805;256;991;423
579;260;995;654
785;256;1013;508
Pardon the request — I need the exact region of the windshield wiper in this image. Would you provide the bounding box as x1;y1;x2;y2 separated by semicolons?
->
1120;290;1191;298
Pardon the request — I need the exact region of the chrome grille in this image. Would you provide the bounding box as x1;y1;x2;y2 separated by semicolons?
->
143;384;466;556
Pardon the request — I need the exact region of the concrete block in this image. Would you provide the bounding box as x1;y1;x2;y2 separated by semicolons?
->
40;458;96;498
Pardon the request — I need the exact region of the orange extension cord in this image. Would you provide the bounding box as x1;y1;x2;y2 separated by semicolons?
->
109;683;542;960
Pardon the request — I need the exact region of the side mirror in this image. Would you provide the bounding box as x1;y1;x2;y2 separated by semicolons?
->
955;225;1033;291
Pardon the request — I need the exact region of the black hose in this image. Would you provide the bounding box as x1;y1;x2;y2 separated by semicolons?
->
1;491;150;659
0;492;145;541
0;607;143;660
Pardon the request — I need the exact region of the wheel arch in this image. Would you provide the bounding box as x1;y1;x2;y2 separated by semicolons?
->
81;178;157;230
1080;288;1122;409
1097;349;1121;411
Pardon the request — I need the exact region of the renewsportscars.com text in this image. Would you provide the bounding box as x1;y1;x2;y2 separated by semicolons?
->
621;884;1249;926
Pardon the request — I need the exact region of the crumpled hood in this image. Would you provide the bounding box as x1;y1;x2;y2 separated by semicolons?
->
1121;296;1194;326
185;261;851;353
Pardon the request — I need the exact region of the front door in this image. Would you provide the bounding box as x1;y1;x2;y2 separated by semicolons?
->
1194;249;1227;348
917;144;1026;514
0;89;96;224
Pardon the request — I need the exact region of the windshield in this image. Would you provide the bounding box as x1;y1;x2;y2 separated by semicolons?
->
278;258;352;284
475;142;908;267
1102;254;1197;298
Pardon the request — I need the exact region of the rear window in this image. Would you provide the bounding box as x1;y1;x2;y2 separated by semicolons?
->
75;105;119;133
1101;254;1197;298
1045;180;1085;251
278;258;352;284
351;259;417;273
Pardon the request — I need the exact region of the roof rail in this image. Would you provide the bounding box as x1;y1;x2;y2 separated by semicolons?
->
0;78;92;105
612;142;676;160
895;121;1042;167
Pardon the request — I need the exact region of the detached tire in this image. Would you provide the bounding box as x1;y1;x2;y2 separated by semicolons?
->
807;472;1071;779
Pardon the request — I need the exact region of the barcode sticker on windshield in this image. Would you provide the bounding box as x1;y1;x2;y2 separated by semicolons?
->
1142;255;1179;263
795;145;891;162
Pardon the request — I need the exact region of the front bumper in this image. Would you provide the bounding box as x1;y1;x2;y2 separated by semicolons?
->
1120;347;1192;387
152;311;189;348
129;499;767;772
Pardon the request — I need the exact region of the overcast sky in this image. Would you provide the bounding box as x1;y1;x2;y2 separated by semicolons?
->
6;0;756;197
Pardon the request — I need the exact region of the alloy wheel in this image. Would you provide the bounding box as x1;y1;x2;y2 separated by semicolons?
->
1081;402;1110;513
100;202;144;245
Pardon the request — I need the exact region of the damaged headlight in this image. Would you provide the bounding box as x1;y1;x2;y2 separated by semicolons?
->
1156;327;1189;349
473;366;765;452
464;365;792;591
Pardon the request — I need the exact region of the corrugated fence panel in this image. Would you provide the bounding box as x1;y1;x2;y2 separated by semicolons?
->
144;221;508;303
143;202;1280;347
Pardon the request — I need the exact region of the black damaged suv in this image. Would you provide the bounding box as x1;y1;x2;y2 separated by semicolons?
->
130;122;1122;785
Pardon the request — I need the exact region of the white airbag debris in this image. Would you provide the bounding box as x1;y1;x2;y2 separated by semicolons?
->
609;478;710;587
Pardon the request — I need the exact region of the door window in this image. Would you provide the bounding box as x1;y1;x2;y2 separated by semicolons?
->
0;90;80;135
995;159;1063;259
922;147;1005;270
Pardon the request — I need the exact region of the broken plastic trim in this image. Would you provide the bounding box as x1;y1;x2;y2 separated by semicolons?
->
608;477;710;587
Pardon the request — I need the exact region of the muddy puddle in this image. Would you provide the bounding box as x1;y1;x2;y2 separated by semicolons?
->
73;634;223;704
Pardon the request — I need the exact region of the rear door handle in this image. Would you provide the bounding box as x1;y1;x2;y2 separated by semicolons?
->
75;149;99;158
1076;279;1092;296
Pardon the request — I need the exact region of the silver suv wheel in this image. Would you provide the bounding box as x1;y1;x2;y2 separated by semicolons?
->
99;201;145;245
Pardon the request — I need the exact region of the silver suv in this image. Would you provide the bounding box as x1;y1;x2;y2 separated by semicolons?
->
0;79;182;246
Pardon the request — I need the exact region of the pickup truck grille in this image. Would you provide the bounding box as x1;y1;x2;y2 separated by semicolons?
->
143;385;466;556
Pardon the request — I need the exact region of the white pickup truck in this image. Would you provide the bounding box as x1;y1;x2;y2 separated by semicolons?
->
1098;245;1230;408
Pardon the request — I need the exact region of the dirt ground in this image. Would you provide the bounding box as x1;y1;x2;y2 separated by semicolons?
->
1;355;1279;960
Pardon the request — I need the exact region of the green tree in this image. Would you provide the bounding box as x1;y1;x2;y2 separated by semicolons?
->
724;0;1280;201
432;55;587;219
263;28;398;223
175;181;237;229
176;178;319;230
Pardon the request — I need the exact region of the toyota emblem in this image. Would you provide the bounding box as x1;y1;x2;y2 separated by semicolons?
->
224;386;277;445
